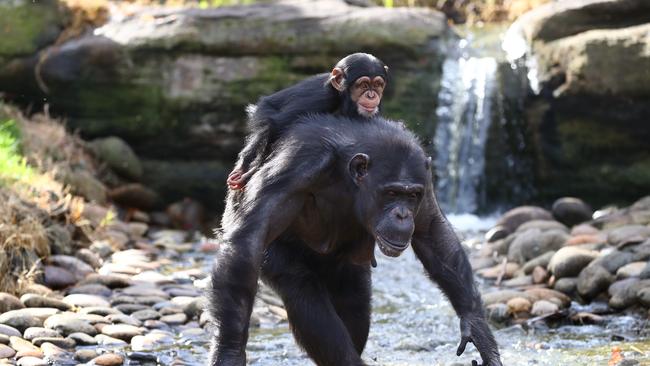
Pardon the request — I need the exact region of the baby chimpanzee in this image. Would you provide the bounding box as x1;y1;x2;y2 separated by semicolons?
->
227;52;389;190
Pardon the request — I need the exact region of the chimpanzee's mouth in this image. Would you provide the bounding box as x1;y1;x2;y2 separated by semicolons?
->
376;235;409;257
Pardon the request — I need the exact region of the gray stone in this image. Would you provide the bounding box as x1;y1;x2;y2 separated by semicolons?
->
616;261;647;279
74;348;98;363
508;229;568;264
160;313;187;325
79;307;122;316
591;250;636;274
577;265;614;300
522;251;556;274
42;266;77;290
548;247;598;279
637;287;650;307
0;308;59;332
32;337;75;348
517;220;568;233
75;248;103;269
79;274;132;289
16;357;48;366
496;206;553;233
68;284;112;298
114;304;149;314
608;225;650;247
482;290;526;306
43;314;97;336
23;327;60;341
101;324;143;341
94;334;128;346
62;294;110;308
552;197;592;227
531;300;559;316
67;332;97;346
0;293;25;313
20;294;71;311
0;343;15;358
131;309;160;322
0;324;22;338
553;277;577;295
90;137;143;181
105;314;142;327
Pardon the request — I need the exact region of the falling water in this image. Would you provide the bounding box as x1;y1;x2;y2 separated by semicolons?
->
433;39;498;214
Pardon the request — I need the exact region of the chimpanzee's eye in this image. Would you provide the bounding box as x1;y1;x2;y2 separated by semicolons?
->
387;190;397;197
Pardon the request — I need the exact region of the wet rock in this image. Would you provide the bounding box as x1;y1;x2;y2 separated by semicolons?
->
502;275;533;287
571;312;604;325
531;300;559;316
0;344;16;358
517;220;568;233
32;337;75;348
105;314;142;327
553;277;577;295
637;287;650;307
552;197;592;227
131;271;171;284
128;351;158;362
16;357;47;366
94;334;128;346
0;308;59;332
478;262;520;279
143;319;169;330
524;288;571;308
49;255;94;281
68;284;112;297
42;266;77;289
0;293;25;313
67;332;97;346
608;225;650;247
109;184;159;212
74;348;98;362
75;249;103;269
506;297;531;316
9;336;41;356
160;313;187;325
508;229;568;264
548;247;598;279
532;266;549;284
0;324;21;338
43;314;97;336
522;251;556;274
93;353;124;366
616;261;647;279
131;309;160;322
485;225;509;243
608;278;640;310
79;307;122;316
62;294;110;308
114;304;149;314
577;265;614;300
19;284;53;297
23;327;60;341
101;324;143;341
482;290;525;306
20;295;71;311
571;224;600;236
120;286;169;299
591;250;635;274
79;274;132;289
496;206;553;234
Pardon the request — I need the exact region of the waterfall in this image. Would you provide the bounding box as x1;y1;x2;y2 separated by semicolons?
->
433;40;498;214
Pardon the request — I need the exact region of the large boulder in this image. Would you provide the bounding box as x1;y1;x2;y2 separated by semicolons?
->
0;0;451;210
0;0;64;60
505;0;650;207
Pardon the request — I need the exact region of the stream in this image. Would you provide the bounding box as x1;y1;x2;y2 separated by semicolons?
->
147;214;650;366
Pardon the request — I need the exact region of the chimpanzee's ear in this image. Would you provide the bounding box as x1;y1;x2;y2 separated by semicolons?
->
330;67;346;92
349;153;369;185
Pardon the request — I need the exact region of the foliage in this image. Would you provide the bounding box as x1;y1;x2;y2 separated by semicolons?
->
0;118;34;185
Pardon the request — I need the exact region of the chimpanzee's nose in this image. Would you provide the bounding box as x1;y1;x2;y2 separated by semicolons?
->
394;207;410;220
367;90;376;99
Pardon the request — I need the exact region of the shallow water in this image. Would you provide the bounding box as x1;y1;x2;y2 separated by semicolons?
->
159;216;650;366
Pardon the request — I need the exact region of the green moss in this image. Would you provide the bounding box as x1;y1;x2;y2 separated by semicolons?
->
0;0;62;57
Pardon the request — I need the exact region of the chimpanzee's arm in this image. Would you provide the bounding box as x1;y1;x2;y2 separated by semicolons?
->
411;184;502;366
211;142;333;365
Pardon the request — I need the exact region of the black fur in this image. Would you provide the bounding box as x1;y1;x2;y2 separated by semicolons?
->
210;115;502;366
231;53;389;184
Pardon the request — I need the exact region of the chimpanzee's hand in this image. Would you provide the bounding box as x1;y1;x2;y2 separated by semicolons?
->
456;316;502;366
227;169;245;191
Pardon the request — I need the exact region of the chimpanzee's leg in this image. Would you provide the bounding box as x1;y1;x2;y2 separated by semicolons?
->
208;241;263;366
327;263;372;355
262;242;366;366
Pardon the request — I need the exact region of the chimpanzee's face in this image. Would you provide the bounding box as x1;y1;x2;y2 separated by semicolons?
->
349;76;386;118
348;148;430;257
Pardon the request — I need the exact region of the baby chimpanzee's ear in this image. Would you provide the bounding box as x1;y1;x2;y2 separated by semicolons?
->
330;67;346;92
349;153;369;185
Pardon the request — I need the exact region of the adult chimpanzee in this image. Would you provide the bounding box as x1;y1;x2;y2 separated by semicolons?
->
210;115;502;366
226;52;388;190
